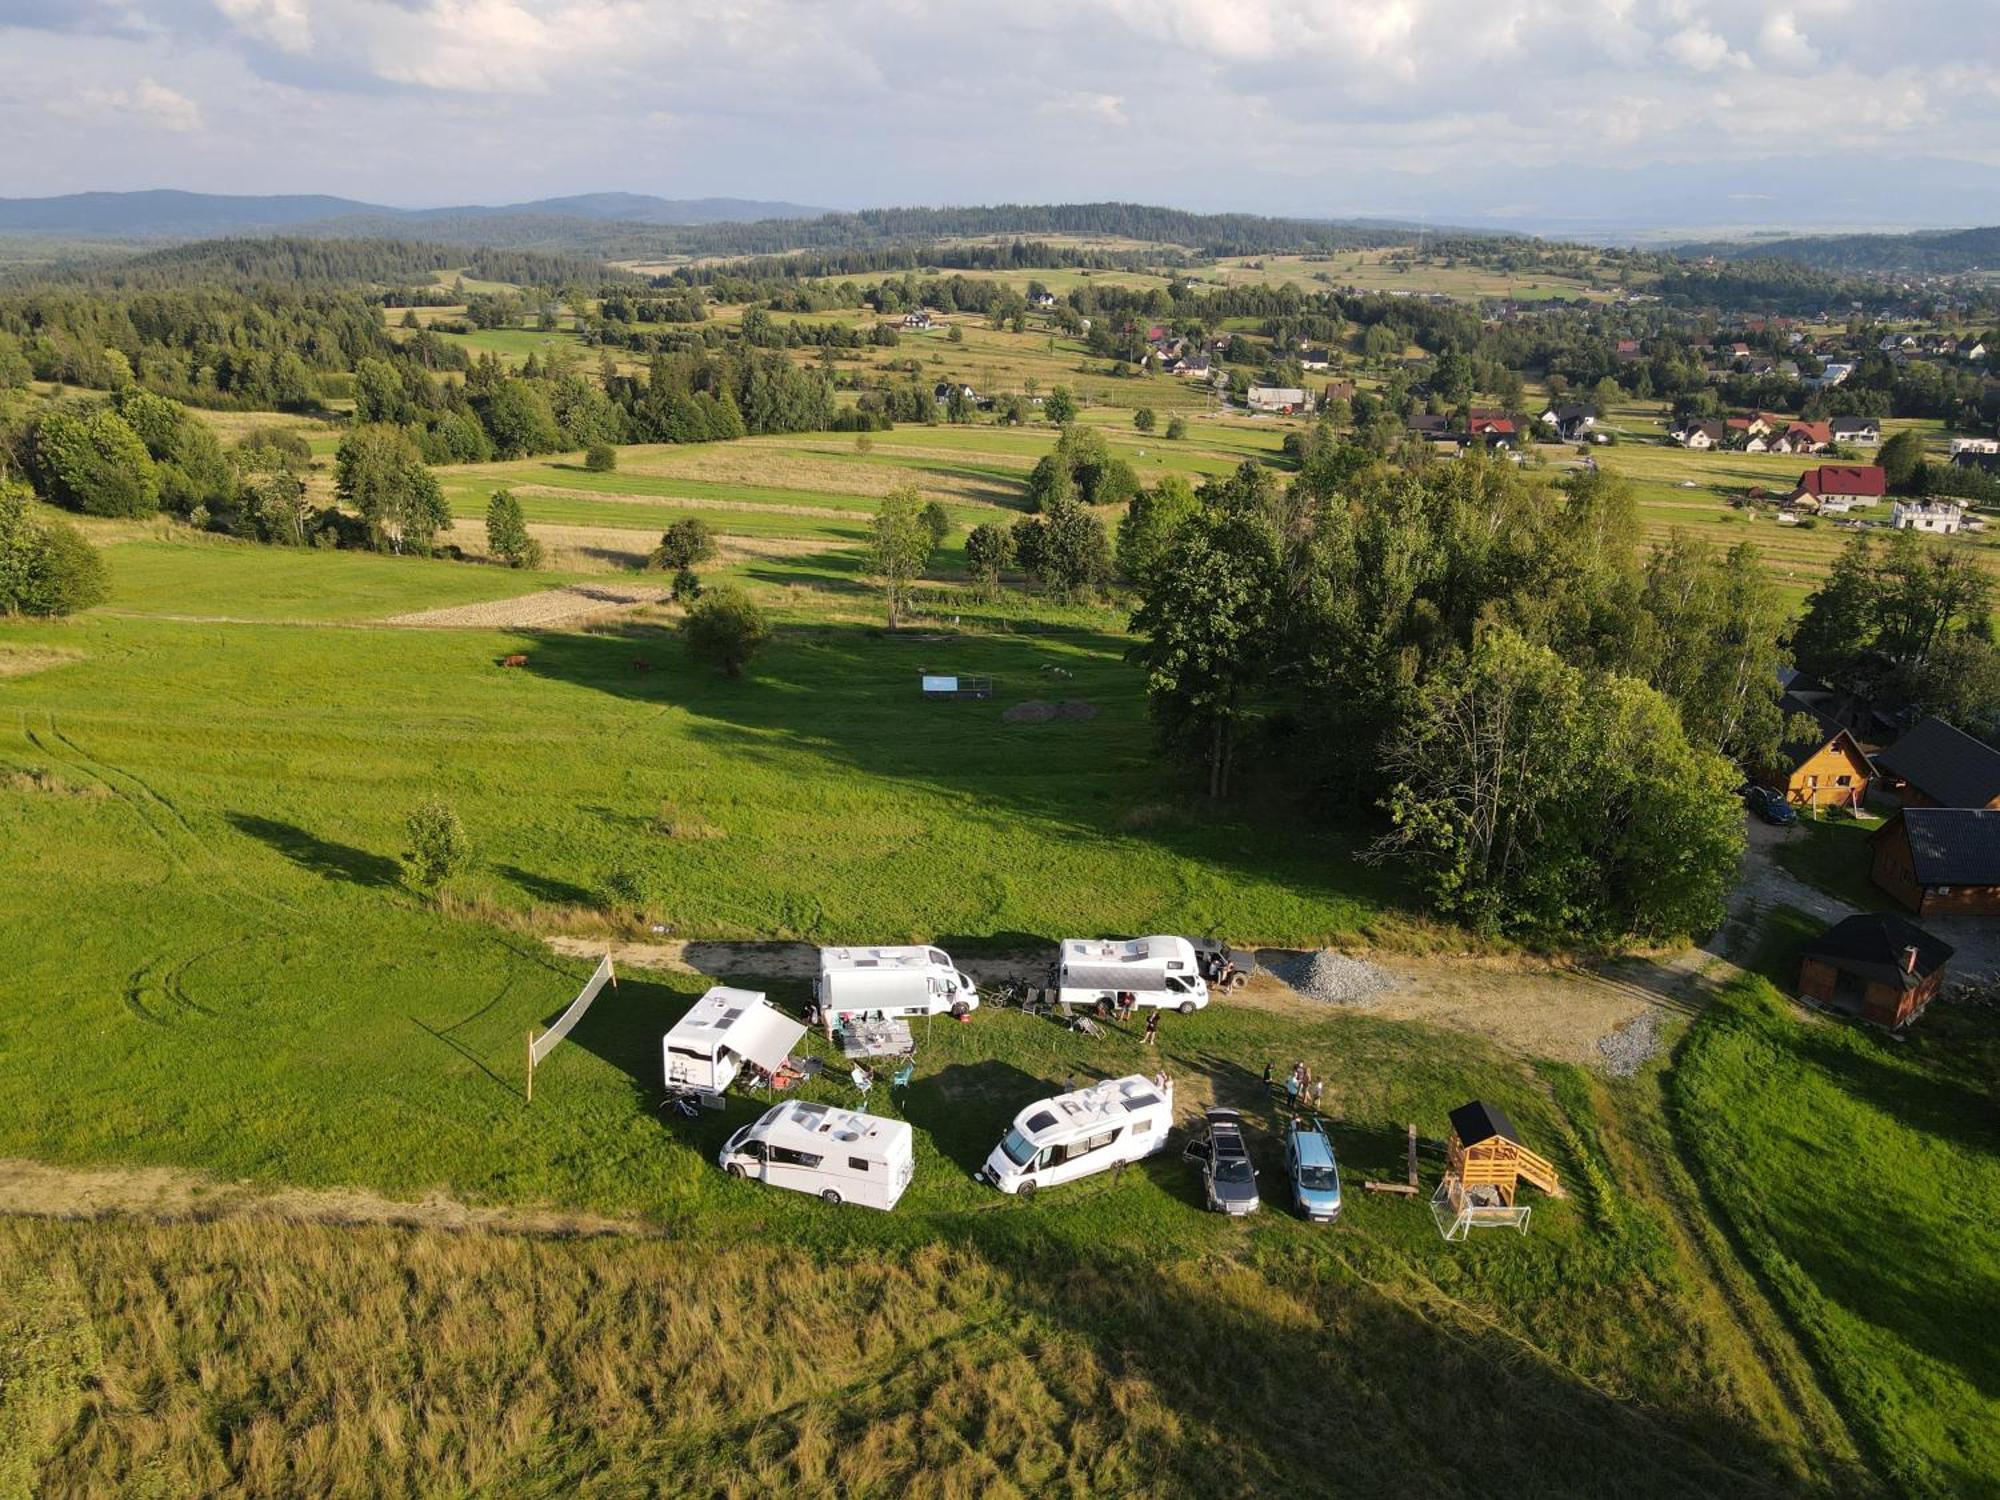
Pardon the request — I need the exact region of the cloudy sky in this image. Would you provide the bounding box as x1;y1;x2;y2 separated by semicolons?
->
1;0;1996;233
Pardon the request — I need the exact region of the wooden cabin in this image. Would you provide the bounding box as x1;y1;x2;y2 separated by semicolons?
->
1797;913;1952;1029
1443;1101;1562;1208
1872;716;2000;809
1871;808;2000;917
1769;704;1875;811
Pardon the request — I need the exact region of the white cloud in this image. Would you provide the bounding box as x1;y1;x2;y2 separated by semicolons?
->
1039;90;1127;127
1661;25;1747;72
1757;12;1820;70
214;0;311;54
72;76;204;131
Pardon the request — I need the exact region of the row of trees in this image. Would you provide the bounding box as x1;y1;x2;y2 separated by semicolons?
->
1123;447;1773;941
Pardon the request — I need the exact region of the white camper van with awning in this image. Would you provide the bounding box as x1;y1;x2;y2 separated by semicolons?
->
662;987;806;1103
978;1074;1174;1196
1056;936;1210;1014
717;1100;914;1210
817;945;979;1020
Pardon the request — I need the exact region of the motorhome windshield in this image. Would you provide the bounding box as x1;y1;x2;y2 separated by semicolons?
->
999;1127;1038;1168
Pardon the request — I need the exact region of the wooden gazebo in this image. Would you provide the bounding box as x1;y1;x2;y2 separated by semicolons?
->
1433;1100;1563;1241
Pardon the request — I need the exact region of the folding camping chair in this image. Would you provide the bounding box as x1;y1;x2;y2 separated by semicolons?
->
890;1062;916;1095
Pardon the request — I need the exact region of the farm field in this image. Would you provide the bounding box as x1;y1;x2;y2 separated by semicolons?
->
1198;249;1619;302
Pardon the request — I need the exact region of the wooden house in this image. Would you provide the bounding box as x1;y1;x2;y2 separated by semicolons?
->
1871;807;2000;916
1797;912;1952;1028
1443;1101;1561;1208
1872;716;2000;808
1771;697;1874;810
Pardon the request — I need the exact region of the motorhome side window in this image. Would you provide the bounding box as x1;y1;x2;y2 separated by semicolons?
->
771;1147;822;1168
1166;977;1187;993
1131;1118;1153;1134
848;1157;871;1172
668;1045;708;1060
1052;1129;1121;1164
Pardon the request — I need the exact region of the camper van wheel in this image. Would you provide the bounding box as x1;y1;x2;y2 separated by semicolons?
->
1178;1000;1197;1016
726;1163;745;1179
1016;1180;1037;1199
820;1189;842;1206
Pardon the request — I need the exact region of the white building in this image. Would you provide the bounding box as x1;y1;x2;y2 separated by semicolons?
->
1949;436;2000;456
1246;385;1306;413
1891;500;1964;535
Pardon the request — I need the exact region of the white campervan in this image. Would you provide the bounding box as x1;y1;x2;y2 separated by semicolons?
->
817;945;979;1020
978;1075;1174;1196
1056;936;1210;1014
718;1100;915;1210
662;987;807;1103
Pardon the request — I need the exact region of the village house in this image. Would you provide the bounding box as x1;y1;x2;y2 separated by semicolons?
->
1787;464;1886;513
1766;421;1833;456
901;310;939;331
1949;436;2000;456
1540;402;1597;441
1806;362;1854;389
1673;418;1725;449
1872;716;2000;809
1029;291;1057;310
1829;416;1881;446
1796;912;1952;1028
1890;499;1963;533
1322;379;1357;404
1299;348;1332;371
1246;385;1306;414
1768;698;1874;810
1871;808;2000;917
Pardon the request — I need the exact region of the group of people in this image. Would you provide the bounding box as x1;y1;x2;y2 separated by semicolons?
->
1264;1059;1324;1111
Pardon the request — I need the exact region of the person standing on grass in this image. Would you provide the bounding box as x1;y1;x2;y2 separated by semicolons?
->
1261;1060;1273;1095
1143;1011;1160;1047
1285;1067;1301;1111
1311;1078;1325;1111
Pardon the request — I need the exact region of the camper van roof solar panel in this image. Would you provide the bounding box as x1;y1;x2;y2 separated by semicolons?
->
1121;1094;1159;1111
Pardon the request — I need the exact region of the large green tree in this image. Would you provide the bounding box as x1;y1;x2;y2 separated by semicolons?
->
0;483;108;616
869;485;936;628
1128;507;1281;797
334;425;450;554
30;406;159;518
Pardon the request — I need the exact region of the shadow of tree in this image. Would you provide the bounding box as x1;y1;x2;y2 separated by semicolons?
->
227;812;402;889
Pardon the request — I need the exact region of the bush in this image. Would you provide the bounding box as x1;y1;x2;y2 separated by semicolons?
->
1133;408;1157;433
650;517;717;572
671;567;702;604
681;586;770;678
30;406;159;518
0;485;109;616
1165;415;1187;440
583;442;617;473
919;500;952;549
600;863;657;916
402;798;470;893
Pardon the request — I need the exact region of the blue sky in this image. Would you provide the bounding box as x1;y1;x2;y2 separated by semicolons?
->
1;0;1995;234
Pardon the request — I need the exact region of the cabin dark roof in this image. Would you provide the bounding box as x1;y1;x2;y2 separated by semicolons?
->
1801;913;1953;991
1892;807;2000;886
1874;716;2000;807
1448;1100;1519;1148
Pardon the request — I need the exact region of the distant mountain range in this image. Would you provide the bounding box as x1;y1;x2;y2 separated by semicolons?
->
0;189;827;238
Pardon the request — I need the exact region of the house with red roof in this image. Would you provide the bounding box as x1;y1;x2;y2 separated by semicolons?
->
1788;464;1886;513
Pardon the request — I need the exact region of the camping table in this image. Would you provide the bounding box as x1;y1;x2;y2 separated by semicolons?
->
838;1018;915;1059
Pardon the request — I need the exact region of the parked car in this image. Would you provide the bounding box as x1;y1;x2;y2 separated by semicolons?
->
1745;785;1797;825
1284;1116;1342;1222
1184;1107;1260;1216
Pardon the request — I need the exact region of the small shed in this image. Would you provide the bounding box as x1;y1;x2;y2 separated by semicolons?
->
1872;716;2000;810
1871;808;2000;916
1444;1101;1562;1208
1797;913;1952;1028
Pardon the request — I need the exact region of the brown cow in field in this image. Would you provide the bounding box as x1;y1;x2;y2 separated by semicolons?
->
501;654;529;668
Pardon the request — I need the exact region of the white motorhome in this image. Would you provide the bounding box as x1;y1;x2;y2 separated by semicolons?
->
717;1100;915;1210
817;945;979;1020
1056;936;1209;1014
978;1075;1174;1196
662;987;806;1102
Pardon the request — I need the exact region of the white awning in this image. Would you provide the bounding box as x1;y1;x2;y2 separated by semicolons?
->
725;1004;806;1076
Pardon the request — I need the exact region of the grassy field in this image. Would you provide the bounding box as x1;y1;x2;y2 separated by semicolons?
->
1673;977;2000;1498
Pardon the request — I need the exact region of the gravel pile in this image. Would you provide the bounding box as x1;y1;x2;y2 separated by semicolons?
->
1595;1008;1664;1078
1265;949;1396;1005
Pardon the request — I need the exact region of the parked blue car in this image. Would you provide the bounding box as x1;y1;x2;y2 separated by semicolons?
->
1284;1116;1342;1222
1745;784;1797;826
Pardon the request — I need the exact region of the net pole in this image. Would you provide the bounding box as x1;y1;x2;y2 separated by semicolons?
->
526;1030;535;1104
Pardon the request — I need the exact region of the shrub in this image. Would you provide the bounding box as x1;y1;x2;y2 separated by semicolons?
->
681;586;770;678
1133;408;1157;433
30;406;159;518
403;798;471;894
600;863;656;915
919;500;952;549
671;567;702;604
650;517;717;572
0;486;109;616
583;442;617;473
1165;415;1188;440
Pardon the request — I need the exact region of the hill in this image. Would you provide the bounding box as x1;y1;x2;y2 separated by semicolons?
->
1677;224;2000;276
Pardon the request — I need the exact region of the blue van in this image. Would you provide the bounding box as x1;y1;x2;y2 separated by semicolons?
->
1284;1116;1343;1222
